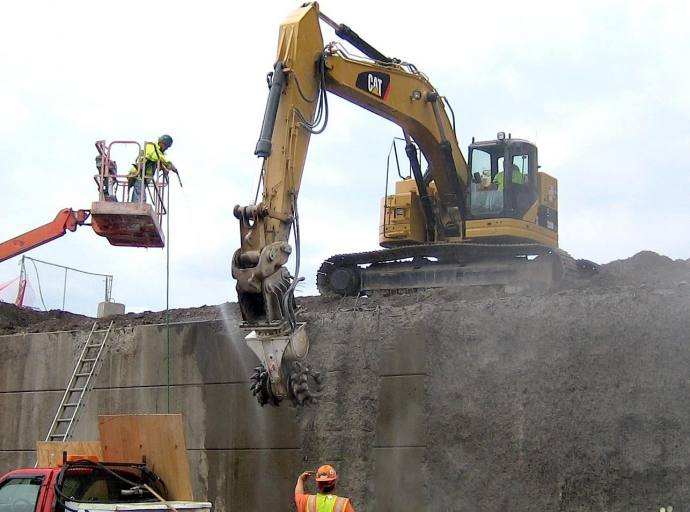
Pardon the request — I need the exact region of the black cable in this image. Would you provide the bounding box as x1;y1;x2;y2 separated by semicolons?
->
291;72;320;104
282;196;302;331
294;53;330;134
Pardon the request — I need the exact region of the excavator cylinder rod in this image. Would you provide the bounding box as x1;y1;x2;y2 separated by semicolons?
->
318;10;393;64
255;61;287;158
333;23;392;64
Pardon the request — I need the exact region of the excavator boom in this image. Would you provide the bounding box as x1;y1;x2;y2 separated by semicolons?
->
232;2;475;406
0;209;90;264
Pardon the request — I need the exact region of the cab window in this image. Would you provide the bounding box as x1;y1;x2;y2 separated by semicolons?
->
0;478;42;512
470;148;491;178
468;142;538;218
469;148;503;216
511;153;529;184
507;149;536;216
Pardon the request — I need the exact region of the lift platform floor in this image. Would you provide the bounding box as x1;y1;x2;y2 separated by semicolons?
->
90;201;165;248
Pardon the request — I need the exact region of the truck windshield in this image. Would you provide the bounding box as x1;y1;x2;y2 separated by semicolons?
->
0;477;42;512
60;466;165;504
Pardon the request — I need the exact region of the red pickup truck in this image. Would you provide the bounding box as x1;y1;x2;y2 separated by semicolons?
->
0;460;203;512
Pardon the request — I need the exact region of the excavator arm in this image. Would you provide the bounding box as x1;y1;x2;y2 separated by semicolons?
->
232;2;470;406
324;47;469;232
0;209;90;264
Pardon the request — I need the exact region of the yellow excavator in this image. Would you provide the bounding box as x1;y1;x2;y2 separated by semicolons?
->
232;3;596;406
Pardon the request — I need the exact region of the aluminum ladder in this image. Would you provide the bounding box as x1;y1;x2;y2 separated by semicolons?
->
44;320;114;442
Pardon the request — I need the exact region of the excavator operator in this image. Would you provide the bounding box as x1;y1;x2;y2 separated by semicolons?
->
128;134;177;202
495;162;526;190
295;465;355;512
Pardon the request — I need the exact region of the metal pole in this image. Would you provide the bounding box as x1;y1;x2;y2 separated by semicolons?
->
15;256;27;307
62;268;68;310
105;275;113;303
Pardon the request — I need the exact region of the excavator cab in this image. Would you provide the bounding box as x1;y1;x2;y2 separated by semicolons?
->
465;133;559;247
467;133;539;220
90;140;167;248
380;133;558;249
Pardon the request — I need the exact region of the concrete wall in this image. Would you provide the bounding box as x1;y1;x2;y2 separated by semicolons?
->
1;285;690;511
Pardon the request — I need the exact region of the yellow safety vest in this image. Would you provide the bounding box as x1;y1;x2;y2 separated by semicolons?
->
495;169;525;189
128;142;171;179
306;493;349;512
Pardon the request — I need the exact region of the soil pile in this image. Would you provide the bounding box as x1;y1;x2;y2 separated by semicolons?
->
0;301;231;335
1;251;688;336
599;250;690;288
0;302;91;335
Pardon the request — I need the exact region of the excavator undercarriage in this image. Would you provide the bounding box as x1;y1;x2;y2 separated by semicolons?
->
317;243;599;297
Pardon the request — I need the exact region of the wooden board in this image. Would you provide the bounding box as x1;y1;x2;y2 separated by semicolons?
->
36;441;103;467
98;414;192;500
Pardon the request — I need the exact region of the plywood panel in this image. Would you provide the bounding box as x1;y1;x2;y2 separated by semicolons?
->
36;441;103;467
98;414;193;500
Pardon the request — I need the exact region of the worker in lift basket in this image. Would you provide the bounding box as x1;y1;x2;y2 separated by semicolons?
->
128;134;177;202
295;465;355;512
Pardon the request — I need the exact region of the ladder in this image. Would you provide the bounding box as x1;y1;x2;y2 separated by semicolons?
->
44;320;114;442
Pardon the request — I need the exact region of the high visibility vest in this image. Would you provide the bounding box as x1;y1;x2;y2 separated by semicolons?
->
129;142;170;179
495;169;525;189
306;493;350;512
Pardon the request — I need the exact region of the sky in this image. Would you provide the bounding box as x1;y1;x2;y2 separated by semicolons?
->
1;0;689;315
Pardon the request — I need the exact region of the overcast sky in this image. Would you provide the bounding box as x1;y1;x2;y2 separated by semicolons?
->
1;0;688;315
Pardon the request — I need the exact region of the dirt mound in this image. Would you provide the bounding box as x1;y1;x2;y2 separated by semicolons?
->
0;301;92;335
110;304;228;329
0;300;231;336
596;251;690;288
2;251;688;336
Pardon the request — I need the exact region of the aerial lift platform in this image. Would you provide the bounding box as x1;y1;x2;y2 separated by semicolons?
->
0;140;170;264
91;140;167;248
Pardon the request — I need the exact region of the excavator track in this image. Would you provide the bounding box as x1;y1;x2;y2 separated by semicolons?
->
317;242;598;297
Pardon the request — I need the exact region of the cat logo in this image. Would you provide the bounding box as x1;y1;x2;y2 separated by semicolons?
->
355;71;391;100
368;75;383;95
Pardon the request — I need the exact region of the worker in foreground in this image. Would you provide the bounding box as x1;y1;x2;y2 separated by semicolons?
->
128;134;177;202
295;465;355;512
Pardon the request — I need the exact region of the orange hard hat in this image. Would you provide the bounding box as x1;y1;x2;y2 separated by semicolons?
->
315;464;338;482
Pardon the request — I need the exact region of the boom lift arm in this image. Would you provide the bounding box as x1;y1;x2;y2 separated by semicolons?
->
0;209;90;264
233;2;470;405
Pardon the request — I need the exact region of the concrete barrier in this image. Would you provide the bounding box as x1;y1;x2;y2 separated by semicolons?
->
1;285;689;511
